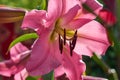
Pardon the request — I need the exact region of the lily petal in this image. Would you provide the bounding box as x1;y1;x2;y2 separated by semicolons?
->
80;0;102;19
47;0;63;22
10;43;29;63
0;43;30;77
0;60;16;77
54;47;85;80
60;5;80;27
63;18;91;29
61;46;85;80
21;10;46;31
74;20;110;56
62;0;80;14
82;0;102;14
14;68;28;80
54;65;64;78
26;30;62;76
0;51;30;77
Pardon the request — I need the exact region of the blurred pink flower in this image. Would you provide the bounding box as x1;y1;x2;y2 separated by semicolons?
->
99;9;116;26
21;0;110;79
0;43;30;80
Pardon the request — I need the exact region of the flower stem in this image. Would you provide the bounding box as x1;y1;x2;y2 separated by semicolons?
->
107;28;120;79
92;53;119;80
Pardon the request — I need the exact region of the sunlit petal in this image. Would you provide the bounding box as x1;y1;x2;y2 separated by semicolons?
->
74;21;110;56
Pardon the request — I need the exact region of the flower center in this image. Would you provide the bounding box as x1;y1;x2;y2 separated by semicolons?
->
58;29;77;56
50;20;78;56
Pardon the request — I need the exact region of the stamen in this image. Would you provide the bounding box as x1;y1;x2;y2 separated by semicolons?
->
69;41;73;56
69;30;77;56
72;30;77;50
59;34;63;54
64;29;66;45
58;29;77;56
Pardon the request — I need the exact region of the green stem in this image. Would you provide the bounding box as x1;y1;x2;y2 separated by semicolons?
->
107;28;120;79
92;53;119;80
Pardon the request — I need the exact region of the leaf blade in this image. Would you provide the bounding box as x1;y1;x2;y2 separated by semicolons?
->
8;33;38;49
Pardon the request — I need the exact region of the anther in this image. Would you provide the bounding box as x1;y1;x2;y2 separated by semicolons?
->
59;34;63;54
69;30;77;56
72;30;77;50
64;29;66;45
69;41;73;56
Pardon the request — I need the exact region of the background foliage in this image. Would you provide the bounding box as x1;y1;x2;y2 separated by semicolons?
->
0;0;45;9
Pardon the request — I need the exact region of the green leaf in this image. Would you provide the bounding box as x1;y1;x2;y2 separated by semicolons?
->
36;0;48;10
8;33;38;50
42;71;54;80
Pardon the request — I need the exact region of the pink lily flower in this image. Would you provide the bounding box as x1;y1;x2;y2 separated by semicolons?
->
0;43;30;80
21;0;110;79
